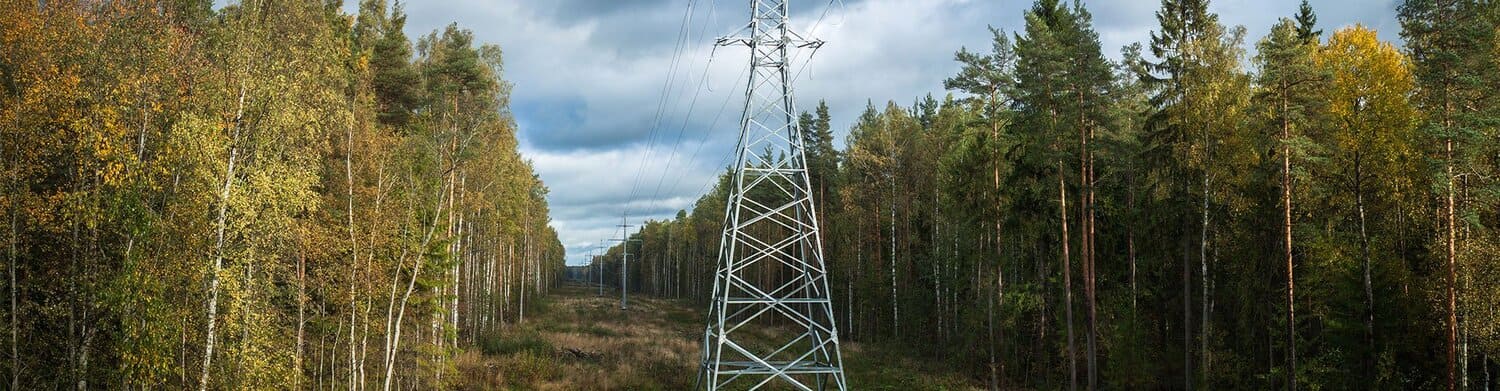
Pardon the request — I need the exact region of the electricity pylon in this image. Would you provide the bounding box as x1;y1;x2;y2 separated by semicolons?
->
696;0;846;389
611;216;639;310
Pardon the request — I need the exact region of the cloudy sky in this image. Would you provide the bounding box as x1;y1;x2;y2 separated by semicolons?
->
362;0;1402;266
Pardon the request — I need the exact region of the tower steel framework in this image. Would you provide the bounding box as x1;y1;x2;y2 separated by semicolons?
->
696;1;846;389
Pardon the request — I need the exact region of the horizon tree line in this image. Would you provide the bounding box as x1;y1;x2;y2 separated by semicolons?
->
601;0;1499;389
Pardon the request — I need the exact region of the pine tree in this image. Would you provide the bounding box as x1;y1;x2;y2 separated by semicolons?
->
1399;1;1496;388
1013;2;1079;386
370;1;421;127
1058;4;1116;388
943;27;1018;388
1253;16;1322;390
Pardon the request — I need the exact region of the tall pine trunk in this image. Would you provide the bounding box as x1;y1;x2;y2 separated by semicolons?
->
1059;161;1076;391
990;109;1005;391
1079;94;1099;391
1282;91;1298;391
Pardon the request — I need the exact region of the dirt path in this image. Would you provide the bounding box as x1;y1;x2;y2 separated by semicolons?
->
456;283;981;390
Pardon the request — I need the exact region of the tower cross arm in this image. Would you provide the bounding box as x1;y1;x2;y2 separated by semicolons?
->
714;35;824;49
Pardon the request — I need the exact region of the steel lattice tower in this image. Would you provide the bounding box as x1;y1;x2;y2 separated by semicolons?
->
696;1;846;389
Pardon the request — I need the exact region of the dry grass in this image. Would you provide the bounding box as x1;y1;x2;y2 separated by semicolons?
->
454;284;699;390
455;283;983;390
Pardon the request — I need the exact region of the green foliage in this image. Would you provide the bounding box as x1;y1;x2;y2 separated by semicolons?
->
1295;0;1323;41
367;1;423;127
0;0;563;389
2;0;1498;389
616;1;1500;389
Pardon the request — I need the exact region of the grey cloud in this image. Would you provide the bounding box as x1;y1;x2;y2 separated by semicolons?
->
331;0;1407;265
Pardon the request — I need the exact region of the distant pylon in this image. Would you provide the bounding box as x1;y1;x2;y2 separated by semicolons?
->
696;0;846;389
611;215;639;310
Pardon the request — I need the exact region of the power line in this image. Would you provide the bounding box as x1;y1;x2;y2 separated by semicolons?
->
645;0;729;211
677;0;841;209
646;41;719;214
623;0;704;220
672;63;749;203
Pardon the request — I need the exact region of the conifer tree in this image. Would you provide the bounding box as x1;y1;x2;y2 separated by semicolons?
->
1253;15;1322;390
1400;1;1497;388
1295;0;1322;41
1142;0;1251;387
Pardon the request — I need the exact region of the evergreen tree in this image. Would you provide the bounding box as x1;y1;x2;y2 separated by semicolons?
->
1400;1;1498;388
369;2;421;127
1252;16;1323;389
1142;0;1252;388
1295;0;1322;42
943;26;1019;389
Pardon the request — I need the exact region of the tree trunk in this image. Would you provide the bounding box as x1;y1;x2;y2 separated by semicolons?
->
1481;353;1488;391
1129;173;1138;316
849;243;855;340
1060;161;1076;391
993;124;1006;390
889;173;898;339
199;83;246;391
667;228;674;299
1445;122;1457;391
380;245;403;388
1087;153;1098;391
1081;102;1098;391
1282;91;1297;391
296;247;306;389
77;313;90;391
612;226;619;312
383;175;450;391
1201;166;1210;387
385;239;429;391
1459;176;1470;390
989;91;1005;390
344;97;360;391
1184;229;1193;391
989;262;998;391
9;165;18;391
1356;159;1375;386
358;162;388;391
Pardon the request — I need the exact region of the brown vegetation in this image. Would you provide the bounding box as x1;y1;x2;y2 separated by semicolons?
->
455;283;981;390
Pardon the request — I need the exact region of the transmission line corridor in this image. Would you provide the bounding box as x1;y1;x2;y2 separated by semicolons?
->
452;283;977;390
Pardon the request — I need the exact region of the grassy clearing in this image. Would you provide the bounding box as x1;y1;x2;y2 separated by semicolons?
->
455;283;983;390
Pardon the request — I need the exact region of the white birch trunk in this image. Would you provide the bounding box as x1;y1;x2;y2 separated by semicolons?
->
199;83;246;391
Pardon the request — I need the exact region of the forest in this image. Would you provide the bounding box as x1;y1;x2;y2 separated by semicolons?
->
2;0;1499;390
590;0;1500;389
1;0;565;389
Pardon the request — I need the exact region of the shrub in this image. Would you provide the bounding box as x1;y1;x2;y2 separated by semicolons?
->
480;330;554;357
